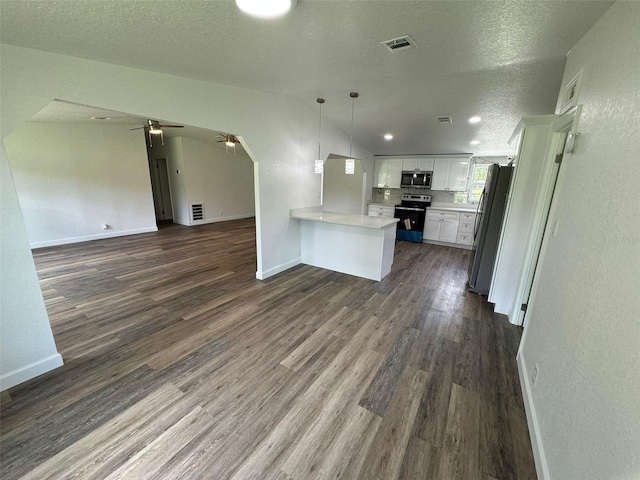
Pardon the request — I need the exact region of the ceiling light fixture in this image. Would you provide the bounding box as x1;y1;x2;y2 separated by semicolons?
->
223;135;238;155
346;92;359;175
315;98;325;174
235;0;296;18
470;140;481;145
469;116;482;124
384;133;394;141
130;119;184;147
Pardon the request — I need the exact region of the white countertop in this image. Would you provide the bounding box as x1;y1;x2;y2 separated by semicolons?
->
428;203;477;213
291;207;397;229
368;202;397;207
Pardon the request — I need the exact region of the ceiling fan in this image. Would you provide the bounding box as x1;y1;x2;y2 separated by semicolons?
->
130;119;183;146
217;134;240;153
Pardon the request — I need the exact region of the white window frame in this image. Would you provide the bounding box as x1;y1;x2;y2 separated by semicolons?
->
467;163;490;204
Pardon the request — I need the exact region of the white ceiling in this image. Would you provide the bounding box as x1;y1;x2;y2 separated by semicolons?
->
30;100;240;150
0;0;613;156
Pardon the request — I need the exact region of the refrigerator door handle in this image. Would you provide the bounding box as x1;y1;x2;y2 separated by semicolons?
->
474;190;485;238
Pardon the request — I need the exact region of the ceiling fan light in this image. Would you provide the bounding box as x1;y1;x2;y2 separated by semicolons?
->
149;127;163;135
236;0;295;18
225;140;236;148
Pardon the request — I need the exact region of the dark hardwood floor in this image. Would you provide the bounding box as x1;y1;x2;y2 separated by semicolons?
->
0;218;536;479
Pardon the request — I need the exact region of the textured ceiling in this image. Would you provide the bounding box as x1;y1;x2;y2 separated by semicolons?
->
0;0;613;156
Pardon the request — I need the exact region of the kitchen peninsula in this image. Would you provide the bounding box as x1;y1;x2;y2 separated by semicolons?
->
291;207;397;281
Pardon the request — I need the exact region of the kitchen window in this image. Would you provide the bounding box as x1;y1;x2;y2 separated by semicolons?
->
467;163;489;204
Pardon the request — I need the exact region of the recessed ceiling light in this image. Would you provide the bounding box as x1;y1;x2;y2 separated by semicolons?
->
235;0;296;18
470;140;481;145
469;116;482;124
384;133;394;141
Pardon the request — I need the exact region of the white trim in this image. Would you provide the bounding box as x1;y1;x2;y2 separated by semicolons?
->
256;257;301;280
188;213;255;226
517;352;550;480
30;227;158;249
0;353;63;391
558;69;583;114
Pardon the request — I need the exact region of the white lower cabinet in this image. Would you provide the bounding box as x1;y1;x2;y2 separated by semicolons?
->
456;212;476;245
424;209;476;248
424;210;460;242
367;204;395;218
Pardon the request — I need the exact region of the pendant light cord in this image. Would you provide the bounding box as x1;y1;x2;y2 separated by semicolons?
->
317;98;324;159
349;92;358;158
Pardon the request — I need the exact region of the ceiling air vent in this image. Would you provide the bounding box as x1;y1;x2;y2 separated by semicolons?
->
437;116;453;125
381;35;416;53
191;203;204;222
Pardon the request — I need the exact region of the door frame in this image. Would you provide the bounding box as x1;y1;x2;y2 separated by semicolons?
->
512;106;582;326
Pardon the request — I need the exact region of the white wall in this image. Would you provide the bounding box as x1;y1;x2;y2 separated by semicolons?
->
181;137;255;224
323;156;366;215
4;122;157;247
518;2;640;479
0;44;372;387
0;146;63;391
0;43;372;278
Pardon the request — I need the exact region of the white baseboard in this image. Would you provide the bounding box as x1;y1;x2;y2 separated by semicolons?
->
517;352;550;480
30;227;158;249
0;353;64;391
189;214;255;226
256;257;301;280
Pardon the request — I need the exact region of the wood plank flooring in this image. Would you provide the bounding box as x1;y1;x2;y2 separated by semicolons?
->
0;218;537;479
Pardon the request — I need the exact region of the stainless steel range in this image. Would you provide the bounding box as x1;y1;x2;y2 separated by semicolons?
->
394;194;431;243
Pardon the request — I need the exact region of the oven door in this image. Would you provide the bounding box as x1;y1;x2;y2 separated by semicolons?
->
394;205;426;242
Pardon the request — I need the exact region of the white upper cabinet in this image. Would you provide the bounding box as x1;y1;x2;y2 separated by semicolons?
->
448;158;470;191
431;158;451;190
402;158;435;171
431;157;470;191
374;158;403;188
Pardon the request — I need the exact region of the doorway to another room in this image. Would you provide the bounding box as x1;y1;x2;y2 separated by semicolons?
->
148;157;173;224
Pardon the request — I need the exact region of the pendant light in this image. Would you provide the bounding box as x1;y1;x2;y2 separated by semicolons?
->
346;92;359;175
315;98;325;174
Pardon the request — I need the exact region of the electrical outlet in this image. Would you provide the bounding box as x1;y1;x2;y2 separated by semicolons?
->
532;364;539;386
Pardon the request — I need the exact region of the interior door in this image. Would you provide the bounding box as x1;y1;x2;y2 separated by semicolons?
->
149;158;173;222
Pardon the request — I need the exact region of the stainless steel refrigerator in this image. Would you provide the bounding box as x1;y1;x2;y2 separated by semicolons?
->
468;164;513;295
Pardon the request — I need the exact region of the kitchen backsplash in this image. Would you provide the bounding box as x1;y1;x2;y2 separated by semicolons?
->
372;188;469;205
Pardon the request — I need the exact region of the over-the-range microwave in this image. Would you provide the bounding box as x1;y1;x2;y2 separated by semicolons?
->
400;171;432;189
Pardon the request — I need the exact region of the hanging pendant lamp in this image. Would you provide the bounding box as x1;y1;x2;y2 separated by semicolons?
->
315;98;325;174
346;92;359;175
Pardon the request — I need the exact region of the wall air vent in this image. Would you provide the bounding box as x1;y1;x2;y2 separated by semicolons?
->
381;35;416;53
191;203;204;222
438;116;453;125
